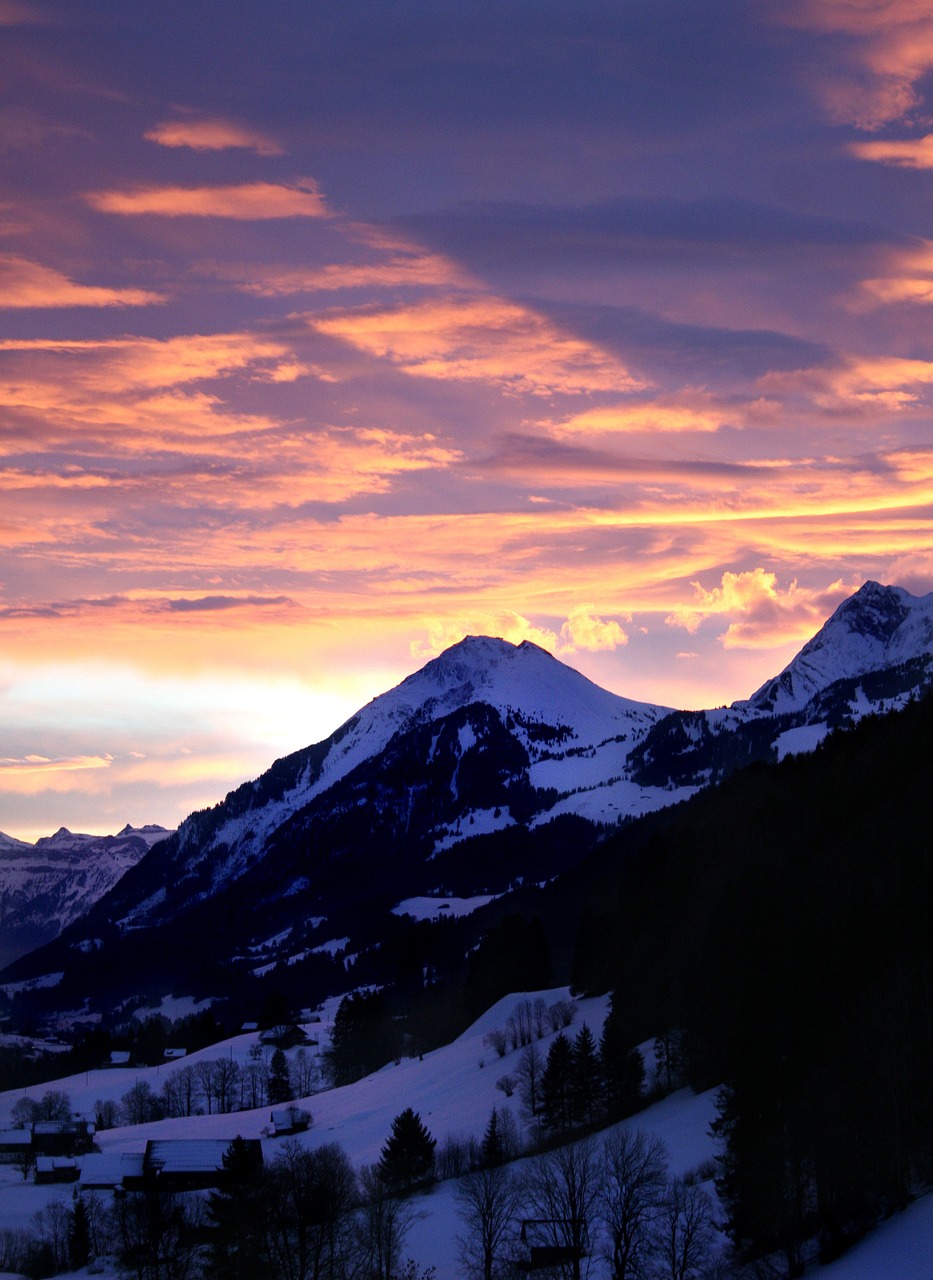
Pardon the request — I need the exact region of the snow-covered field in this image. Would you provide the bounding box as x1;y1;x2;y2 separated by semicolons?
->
0;987;930;1278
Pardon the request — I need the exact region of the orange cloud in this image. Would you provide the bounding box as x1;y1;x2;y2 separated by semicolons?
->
0;753;112;794
0;330;302;392
857;238;933;305
666;569;853;648
411;605;628;660
760;353;933;412
0;255;165;308
850;134;933;166
559;605;628;652
312;295;644;396
145;118;283;155
547;399;728;436
207;253;471;296
86;179;328;220
781;0;933;128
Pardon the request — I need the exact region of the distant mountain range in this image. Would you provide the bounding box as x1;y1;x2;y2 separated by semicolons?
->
3;579;933;1022
0;825;171;968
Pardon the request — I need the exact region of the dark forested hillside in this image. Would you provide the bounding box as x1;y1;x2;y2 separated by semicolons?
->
565;695;933;1272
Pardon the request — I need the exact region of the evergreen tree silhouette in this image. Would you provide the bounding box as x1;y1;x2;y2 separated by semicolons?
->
268;1048;292;1105
378;1108;437;1189
205;1136;266;1280
68;1193;91;1271
481;1107;503;1167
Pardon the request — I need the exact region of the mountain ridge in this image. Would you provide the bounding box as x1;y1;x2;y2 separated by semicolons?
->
0;825;173;968
4;579;933;1018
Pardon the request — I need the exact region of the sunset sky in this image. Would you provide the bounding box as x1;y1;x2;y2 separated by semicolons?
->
3;0;933;840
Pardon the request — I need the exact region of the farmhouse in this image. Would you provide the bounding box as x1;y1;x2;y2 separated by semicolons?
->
142;1138;263;1191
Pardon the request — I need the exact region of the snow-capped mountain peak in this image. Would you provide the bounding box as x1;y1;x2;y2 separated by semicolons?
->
7;579;933;1011
0;824;174;966
183;634;671;897
381;634;663;736
747;581;933;713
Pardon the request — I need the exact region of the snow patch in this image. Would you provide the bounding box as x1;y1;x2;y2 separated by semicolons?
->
774;722;830;761
392;895;501;921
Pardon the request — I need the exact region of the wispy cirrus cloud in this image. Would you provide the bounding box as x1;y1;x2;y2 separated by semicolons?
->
767;353;933;413
85;179;328;219
0;330;304;393
0;752;113;795
856;238;933;305
202;252;471;296
850;134;933;167
0;254;165;308
312;295;645;396
546;399;730;437
780;0;933;130
145;117;284;156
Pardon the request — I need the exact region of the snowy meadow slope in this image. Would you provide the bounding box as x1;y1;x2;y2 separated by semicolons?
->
1;987;931;1278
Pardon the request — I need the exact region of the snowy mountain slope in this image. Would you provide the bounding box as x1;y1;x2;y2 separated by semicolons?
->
164;636;672;901
0;825;171;967
627;581;933;790
747;580;933;713
2;985;929;1280
0;987;723;1280
0;830;31;853
6;580;933;1010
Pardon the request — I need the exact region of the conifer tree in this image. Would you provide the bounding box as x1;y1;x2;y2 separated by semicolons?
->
68;1193;91;1271
205;1136;266;1280
268;1047;292;1105
571;1023;602;1126
540;1034;574;1133
378;1108;437;1189
481;1107;503;1167
600;1011;645;1119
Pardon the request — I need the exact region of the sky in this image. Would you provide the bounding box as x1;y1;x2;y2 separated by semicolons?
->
3;0;933;840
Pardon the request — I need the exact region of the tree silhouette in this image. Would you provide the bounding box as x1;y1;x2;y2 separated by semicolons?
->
268;1048;292;1105
378;1108;436;1190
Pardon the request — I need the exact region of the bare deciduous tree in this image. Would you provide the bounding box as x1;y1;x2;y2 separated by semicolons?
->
524;1138;602;1280
550;999;578;1031
484;1028;509;1058
211;1057;242;1114
496;1074;517;1099
456;1162;526;1280
653;1176;717;1280
597;1128;669;1280
356;1164;417;1280
516;1043;544;1119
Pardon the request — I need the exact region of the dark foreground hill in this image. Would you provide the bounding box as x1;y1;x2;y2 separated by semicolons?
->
551;693;933;1271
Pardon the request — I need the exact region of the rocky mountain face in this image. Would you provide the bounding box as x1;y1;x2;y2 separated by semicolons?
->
0;825;171;967
3;580;932;1019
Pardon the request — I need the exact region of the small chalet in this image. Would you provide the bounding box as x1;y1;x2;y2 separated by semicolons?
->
31;1119;94;1156
35;1156;78;1185
270;1105;311;1136
0;1129;32;1164
163;1047;187;1061
259;1023;309;1048
142;1138;262;1191
109;1050;132;1066
79;1151;146;1191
